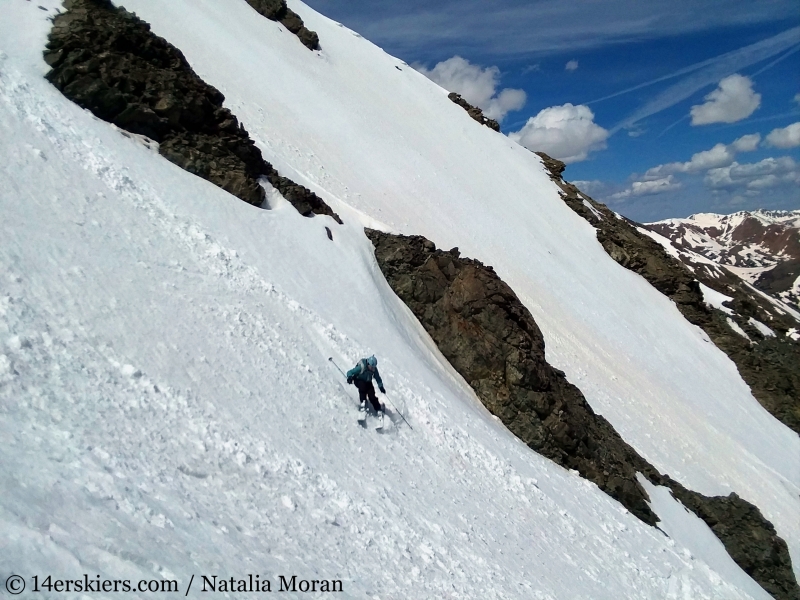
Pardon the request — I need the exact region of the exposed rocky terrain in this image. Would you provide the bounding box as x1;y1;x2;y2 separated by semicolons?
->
664;478;800;600
366;228;798;600
243;0;320;50
536;152;800;436
447;92;500;131
44;0;340;222
647;211;800;308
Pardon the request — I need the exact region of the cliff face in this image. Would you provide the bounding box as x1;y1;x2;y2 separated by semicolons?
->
366;227;798;600
44;0;339;221
536;152;800;436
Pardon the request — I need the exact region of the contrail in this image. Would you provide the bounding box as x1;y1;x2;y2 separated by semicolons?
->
602;27;800;134
751;44;800;77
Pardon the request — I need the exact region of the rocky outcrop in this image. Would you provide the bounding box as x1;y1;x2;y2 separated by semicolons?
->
366;228;798;600
447;92;500;132
366;228;659;524
244;0;320;50
44;0;340;222
665;478;799;600
537;152;800;435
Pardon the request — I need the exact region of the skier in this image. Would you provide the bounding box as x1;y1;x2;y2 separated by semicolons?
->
346;355;385;414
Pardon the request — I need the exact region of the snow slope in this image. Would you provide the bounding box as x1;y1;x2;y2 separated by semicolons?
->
0;1;797;598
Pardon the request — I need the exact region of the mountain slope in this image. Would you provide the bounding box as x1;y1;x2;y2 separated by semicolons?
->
647;210;800;308
0;0;798;598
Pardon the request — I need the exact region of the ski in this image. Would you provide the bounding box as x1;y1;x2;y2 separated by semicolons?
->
358;402;387;431
358;400;367;427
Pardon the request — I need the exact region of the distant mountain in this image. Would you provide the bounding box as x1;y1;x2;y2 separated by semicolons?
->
647;210;800;307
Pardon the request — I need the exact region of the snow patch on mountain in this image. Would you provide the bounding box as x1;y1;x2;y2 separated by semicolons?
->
648;210;800;307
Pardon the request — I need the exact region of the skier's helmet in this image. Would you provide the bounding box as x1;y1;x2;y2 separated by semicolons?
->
366;355;378;368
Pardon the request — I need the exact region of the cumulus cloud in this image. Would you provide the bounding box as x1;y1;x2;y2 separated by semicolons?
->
705;156;799;189
765;122;800;148
642;133;761;179
565;60;579;71
683;143;737;171
608;28;798;133
611;175;682;200
730;133;761;152
690;74;761;125
415;56;526;122
508;104;609;163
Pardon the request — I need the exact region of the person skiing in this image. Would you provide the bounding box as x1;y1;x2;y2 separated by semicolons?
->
346;355;385;414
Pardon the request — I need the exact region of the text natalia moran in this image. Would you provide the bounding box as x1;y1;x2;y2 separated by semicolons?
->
201;574;343;593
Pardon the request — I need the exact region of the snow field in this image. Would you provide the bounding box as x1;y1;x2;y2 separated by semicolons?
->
0;1;796;598
0;34;759;598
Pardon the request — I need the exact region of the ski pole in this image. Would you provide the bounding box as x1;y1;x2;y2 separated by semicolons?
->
329;357;347;378
383;393;413;430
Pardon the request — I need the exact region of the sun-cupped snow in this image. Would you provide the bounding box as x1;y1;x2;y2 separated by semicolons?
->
106;0;800;571
0;2;796;599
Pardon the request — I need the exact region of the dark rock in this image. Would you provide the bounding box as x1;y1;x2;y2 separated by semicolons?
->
366;228;659;525
244;0;320;50
536;152;800;436
666;478;799;600
447;92;500;132
367;226;799;600
245;0;284;19
756;258;800;301
44;0;340;221
267;173;342;223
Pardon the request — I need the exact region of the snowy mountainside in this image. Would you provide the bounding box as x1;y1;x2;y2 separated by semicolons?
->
0;0;798;598
648;210;800;307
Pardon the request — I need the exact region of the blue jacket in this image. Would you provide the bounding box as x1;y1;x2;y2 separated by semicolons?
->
347;359;383;388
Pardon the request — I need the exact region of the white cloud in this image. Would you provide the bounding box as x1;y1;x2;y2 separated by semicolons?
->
794;93;800;105
642;133;760;179
730;133;761;152
765;122;800;148
508;104;609;163
684;143;737;171
611;175;682;199
705;156;798;189
415;56;526;122
690;74;761;125
571;180;607;196
565;60;579;71
608;27;798;133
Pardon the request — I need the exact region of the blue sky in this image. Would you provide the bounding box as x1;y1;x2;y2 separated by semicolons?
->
302;0;800;222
